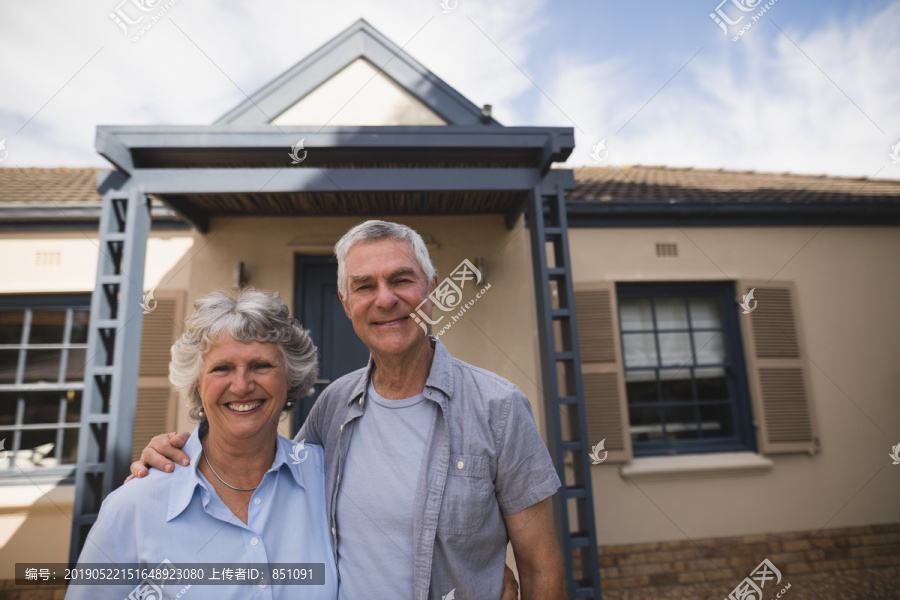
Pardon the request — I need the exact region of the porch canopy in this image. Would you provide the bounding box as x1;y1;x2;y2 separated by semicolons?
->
95;124;576;231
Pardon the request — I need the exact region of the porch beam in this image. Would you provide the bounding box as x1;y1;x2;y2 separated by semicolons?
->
131;167;544;194
96;126;575;167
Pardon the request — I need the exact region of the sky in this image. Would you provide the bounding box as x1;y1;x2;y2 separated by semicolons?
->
0;0;898;178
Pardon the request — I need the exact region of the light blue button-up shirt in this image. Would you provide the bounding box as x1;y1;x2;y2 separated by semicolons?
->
67;427;337;600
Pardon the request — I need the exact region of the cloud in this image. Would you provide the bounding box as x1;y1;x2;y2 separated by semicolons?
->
0;0;897;179
548;2;900;177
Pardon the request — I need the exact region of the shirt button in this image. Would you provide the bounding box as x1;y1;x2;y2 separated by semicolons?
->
340;424;344;432
337;474;341;483
359;397;364;406
253;498;261;505
457;461;465;470
259;580;267;589
331;527;336;536
250;537;259;546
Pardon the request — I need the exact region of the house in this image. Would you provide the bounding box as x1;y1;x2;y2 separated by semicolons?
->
1;18;898;599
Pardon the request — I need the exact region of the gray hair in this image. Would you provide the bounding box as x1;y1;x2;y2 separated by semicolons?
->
334;220;436;298
169;288;317;424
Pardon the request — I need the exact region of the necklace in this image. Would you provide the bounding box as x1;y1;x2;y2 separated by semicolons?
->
202;451;258;492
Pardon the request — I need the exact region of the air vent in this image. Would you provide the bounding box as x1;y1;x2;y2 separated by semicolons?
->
655;243;678;258
35;251;61;267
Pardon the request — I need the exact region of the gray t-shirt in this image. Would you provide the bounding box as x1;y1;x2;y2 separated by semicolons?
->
335;379;436;599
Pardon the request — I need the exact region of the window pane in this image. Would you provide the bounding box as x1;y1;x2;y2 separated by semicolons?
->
24;392;61;425
700;404;735;438
622;333;657;367
625;370;658;404
660;370;693;403
18;428;58;470
65;390;82;423
619;298;653;332
65;349;87;382
689;297;722;329
0;394;17;426
23;349;61;384
693;331;725;365
0;350;19;384
654;298;688;330
696;368;729;402
70;310;90;344
0;310;25;344
61;428;79;464
658;332;692;366
29;311;67;344
629;406;664;442
664;406;700;440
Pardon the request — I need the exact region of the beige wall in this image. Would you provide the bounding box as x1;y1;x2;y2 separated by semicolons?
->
0;230;195;293
569;226;900;546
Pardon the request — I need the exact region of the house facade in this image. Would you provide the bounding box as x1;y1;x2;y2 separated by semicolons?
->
1;19;898;599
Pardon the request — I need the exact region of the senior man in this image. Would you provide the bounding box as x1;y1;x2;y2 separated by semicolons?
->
133;220;566;600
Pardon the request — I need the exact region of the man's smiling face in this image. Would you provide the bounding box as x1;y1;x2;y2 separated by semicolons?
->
339;238;435;361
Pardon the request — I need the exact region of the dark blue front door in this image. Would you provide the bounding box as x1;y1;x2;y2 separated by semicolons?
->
293;256;371;432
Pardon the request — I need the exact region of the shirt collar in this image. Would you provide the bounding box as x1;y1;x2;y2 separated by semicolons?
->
346;336;455;406
166;427;307;521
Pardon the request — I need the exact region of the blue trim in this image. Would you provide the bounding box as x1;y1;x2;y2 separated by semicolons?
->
0;293;91;308
129;167;544;194
215;19;495;126
616;282;756;457
566;200;900;227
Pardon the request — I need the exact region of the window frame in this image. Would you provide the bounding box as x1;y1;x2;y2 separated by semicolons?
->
616;282;756;457
0;293;90;479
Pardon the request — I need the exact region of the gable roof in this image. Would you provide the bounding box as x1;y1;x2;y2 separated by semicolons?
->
215;19;495;127
567;166;900;226
569;166;900;203
0;167;181;229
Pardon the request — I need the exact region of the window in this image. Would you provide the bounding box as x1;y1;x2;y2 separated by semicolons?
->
0;294;90;477
575;280;816;463
617;283;755;456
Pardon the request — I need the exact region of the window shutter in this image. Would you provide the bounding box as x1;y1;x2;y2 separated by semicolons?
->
132;290;185;461
574;282;632;463
736;281;818;455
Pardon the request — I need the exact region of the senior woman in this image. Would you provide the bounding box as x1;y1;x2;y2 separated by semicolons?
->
67;288;337;600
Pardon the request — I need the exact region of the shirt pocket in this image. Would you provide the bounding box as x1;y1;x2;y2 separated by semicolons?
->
437;454;495;535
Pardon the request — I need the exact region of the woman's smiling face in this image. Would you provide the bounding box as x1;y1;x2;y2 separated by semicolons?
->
197;333;288;443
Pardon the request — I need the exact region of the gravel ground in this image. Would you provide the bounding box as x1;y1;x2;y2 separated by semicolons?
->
602;566;900;600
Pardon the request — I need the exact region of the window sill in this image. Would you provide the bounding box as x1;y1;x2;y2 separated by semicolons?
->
619;452;773;482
